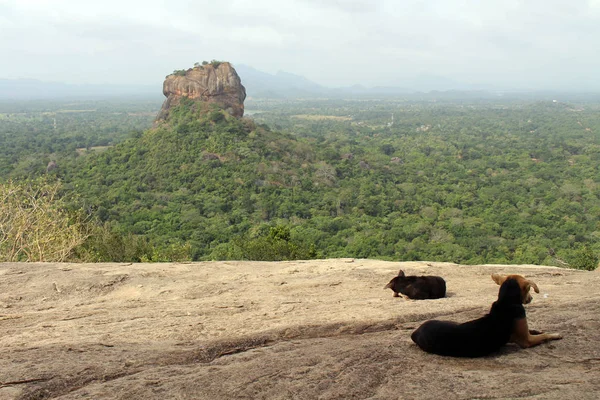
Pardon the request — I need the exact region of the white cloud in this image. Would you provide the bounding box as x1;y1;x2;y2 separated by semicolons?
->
0;0;599;90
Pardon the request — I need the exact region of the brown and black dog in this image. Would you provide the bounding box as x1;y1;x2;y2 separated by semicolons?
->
384;270;446;300
411;274;562;357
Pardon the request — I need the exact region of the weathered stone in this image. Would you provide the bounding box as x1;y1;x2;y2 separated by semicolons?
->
46;160;57;173
156;62;246;122
202;153;220;160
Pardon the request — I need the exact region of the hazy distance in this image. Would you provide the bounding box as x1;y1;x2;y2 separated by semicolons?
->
1;0;599;93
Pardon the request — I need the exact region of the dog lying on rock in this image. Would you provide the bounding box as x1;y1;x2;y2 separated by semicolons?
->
384;270;446;300
410;274;562;357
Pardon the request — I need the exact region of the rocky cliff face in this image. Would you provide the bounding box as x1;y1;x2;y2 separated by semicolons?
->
156;62;246;121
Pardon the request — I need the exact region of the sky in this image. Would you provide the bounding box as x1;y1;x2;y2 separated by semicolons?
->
1;0;599;91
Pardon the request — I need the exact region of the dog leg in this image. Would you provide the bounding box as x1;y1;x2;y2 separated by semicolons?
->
522;332;563;348
511;318;563;348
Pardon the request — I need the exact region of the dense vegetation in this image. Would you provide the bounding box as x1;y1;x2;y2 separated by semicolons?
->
247;98;600;268
1;96;599;269
0;99;160;178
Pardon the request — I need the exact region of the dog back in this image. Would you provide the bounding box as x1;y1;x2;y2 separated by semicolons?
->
387;274;446;299
411;279;525;357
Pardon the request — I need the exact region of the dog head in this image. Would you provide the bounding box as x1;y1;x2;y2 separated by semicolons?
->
384;270;405;290
491;273;539;304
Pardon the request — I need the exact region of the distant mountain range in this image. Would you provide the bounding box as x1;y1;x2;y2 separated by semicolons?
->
2;66;598;101
0;78;160;100
234;64;498;98
234;65;328;98
0;66;485;101
235;64;420;98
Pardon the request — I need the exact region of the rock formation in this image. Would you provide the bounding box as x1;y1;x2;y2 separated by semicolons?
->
156;62;246;121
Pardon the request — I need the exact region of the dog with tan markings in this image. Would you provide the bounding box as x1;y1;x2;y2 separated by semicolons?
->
491;273;538;304
411;273;562;357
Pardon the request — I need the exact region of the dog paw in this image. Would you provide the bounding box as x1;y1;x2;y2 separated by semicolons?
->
550;333;563;340
529;329;543;335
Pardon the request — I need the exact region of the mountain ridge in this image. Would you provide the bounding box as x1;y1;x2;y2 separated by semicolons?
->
0;78;160;100
0;66;485;100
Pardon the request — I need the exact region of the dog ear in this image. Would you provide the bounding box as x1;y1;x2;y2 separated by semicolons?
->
491;273;506;286
527;280;540;293
398;270;405;277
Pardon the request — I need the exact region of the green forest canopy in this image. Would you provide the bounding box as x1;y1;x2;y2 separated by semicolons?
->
1;96;599;269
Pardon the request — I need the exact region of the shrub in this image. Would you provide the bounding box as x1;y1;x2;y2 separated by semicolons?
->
76;223;153;262
140;242;192;262
570;245;599;271
0;179;90;262
208;109;225;123
210;60;223;68
230;225;317;261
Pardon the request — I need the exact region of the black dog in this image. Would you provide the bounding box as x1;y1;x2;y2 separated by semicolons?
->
411;276;562;357
384;270;446;300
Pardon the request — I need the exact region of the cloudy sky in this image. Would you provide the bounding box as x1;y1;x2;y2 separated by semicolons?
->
1;0;599;91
